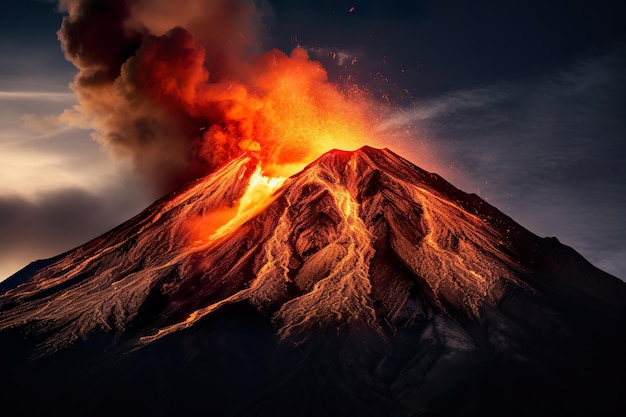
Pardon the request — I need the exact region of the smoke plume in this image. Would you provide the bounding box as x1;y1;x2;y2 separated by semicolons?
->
58;0;374;193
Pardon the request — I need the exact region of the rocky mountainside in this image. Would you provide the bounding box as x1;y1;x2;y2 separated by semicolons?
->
1;146;624;416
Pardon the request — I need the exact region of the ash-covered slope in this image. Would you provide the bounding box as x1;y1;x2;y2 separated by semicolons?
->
1;146;625;417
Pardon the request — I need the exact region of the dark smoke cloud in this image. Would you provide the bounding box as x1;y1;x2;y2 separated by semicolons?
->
59;0;143;87
57;0;270;193
0;186;148;280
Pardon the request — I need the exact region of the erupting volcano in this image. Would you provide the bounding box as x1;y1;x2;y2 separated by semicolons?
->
1;146;625;417
1;1;624;416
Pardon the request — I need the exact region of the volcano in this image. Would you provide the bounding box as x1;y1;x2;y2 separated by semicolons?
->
1;146;624;416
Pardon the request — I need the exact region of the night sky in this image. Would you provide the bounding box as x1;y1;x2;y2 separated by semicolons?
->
1;0;625;281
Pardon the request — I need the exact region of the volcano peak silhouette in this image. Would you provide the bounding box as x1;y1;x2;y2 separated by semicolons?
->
1;146;624;416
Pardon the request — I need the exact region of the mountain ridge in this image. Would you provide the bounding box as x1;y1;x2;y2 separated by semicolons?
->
1;146;624;416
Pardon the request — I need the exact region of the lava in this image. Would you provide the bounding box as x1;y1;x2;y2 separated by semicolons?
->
207;165;285;241
183;156;286;247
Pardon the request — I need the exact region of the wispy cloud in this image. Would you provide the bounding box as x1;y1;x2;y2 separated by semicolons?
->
0;184;149;281
0;91;75;101
383;44;626;279
0;81;151;282
380;85;509;128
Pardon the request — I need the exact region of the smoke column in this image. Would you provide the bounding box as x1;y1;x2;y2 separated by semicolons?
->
58;0;375;194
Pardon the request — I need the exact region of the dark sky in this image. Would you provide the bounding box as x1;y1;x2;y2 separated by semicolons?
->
269;0;623;94
0;0;625;280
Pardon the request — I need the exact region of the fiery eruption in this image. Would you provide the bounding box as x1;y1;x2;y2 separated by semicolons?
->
187;161;286;245
58;0;376;193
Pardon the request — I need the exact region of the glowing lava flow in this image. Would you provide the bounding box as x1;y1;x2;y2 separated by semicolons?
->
208;165;286;241
186;163;286;247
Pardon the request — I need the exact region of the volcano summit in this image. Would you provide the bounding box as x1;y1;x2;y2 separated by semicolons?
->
1;147;624;416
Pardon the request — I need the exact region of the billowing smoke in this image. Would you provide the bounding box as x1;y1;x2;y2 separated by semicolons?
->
58;0;374;194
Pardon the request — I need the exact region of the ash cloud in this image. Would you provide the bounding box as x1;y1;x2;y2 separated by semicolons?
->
57;0;372;194
57;0;266;193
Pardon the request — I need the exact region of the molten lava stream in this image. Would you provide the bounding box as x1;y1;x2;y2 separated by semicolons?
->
210;165;285;240
188;164;286;247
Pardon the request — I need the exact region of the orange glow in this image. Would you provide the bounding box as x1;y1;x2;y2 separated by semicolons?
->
204;47;374;175
187;164;286;244
134;37;381;242
147;43;381;242
185;206;239;244
210;165;286;240
135;42;376;177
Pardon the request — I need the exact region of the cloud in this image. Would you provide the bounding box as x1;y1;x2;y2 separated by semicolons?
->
382;44;626;279
0;91;76;135
0;84;152;283
0;91;75;100
0;186;149;281
0;42;74;92
0;89;141;198
0;92;77;154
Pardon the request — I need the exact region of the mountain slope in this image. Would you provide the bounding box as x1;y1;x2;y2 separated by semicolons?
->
1;146;624;416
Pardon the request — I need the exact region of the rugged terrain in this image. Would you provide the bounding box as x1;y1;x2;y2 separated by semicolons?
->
1;146;624;416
